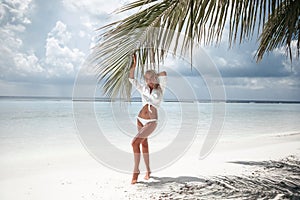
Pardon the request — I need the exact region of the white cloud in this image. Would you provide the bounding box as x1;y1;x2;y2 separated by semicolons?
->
62;0;122;31
0;0;33;25
47;21;71;44
0;0;37;79
273;41;300;74
223;76;300;100
62;0;135;32
62;0;124;15
3;23;26;32
45;21;85;76
78;30;86;38
224;77;300;90
215;57;227;67
0;29;23;50
14;52;44;74
79;15;98;30
0;2;85;82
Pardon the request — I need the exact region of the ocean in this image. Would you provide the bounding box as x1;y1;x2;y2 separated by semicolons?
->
1;97;300;159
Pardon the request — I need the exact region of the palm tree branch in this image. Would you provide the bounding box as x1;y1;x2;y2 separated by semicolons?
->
91;1;181;99
91;0;299;99
256;0;300;62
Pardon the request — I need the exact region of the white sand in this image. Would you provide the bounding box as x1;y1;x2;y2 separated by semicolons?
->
0;132;299;199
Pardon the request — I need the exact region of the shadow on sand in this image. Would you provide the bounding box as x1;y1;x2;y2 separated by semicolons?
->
136;156;300;199
139;176;206;186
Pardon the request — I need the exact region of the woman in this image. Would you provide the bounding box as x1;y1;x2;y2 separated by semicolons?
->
129;54;167;184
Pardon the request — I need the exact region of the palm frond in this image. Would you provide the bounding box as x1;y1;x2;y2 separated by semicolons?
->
91;0;179;99
256;0;300;62
90;0;299;99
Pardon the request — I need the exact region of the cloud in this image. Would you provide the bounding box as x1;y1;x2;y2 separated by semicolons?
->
272;40;300;75
224;77;286;90
13;52;43;74
62;0;122;29
58;0;128;54
223;77;300;100
206;42;296;78
45;21;85;77
47;21;71;43
0;0;33;25
62;0;122;15
203;41;300;100
0;2;85;83
0;0;37;80
62;0;136;34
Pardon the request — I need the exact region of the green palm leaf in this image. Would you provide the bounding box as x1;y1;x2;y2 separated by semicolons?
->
90;0;299;99
256;0;300;63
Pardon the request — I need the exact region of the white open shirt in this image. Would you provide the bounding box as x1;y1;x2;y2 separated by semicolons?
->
129;76;167;111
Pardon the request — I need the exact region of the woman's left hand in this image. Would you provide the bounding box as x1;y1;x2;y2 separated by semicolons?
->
158;71;167;76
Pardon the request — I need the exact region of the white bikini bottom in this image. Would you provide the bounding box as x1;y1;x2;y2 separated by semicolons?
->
137;116;157;126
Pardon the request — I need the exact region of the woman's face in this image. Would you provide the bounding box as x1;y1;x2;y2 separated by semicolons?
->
144;73;156;88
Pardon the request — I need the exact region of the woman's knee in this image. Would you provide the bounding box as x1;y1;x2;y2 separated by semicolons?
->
131;138;141;148
141;140;148;148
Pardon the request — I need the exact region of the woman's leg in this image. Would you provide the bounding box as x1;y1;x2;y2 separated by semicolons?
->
131;124;142;184
141;138;151;179
132;125;143;172
131;136;143;184
131;122;157;184
132;136;142;173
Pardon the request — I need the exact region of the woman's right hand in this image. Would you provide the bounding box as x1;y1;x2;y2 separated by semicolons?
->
131;53;136;70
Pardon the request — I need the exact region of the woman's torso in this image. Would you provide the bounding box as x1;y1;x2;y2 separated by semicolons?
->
138;104;157;119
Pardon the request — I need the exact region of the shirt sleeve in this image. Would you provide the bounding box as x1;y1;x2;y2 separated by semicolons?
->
129;78;143;94
159;76;167;94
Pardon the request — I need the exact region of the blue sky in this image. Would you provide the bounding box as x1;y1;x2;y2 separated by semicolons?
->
0;0;299;101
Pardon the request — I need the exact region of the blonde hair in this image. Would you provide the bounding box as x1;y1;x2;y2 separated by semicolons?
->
145;70;158;83
144;70;161;91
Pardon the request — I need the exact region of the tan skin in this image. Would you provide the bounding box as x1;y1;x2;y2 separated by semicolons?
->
129;54;167;184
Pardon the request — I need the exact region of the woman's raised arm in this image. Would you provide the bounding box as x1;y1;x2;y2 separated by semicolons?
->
129;54;136;79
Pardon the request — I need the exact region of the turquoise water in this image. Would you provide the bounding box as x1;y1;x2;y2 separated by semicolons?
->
0;98;300;155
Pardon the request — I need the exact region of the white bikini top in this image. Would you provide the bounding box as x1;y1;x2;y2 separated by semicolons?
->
129;76;167;112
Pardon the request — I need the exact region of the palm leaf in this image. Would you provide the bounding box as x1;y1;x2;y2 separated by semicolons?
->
256;0;300;63
90;0;299;99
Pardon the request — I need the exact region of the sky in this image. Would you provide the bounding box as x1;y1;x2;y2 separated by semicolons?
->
0;0;299;101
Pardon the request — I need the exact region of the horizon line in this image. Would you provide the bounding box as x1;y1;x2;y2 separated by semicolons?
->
1;95;300;104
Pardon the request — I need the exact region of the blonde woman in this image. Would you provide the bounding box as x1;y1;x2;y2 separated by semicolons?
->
129;54;167;184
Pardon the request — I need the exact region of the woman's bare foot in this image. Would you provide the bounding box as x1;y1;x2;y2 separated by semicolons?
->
131;171;140;184
144;171;151;180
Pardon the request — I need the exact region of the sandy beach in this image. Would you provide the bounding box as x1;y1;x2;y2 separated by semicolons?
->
1;130;299;200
